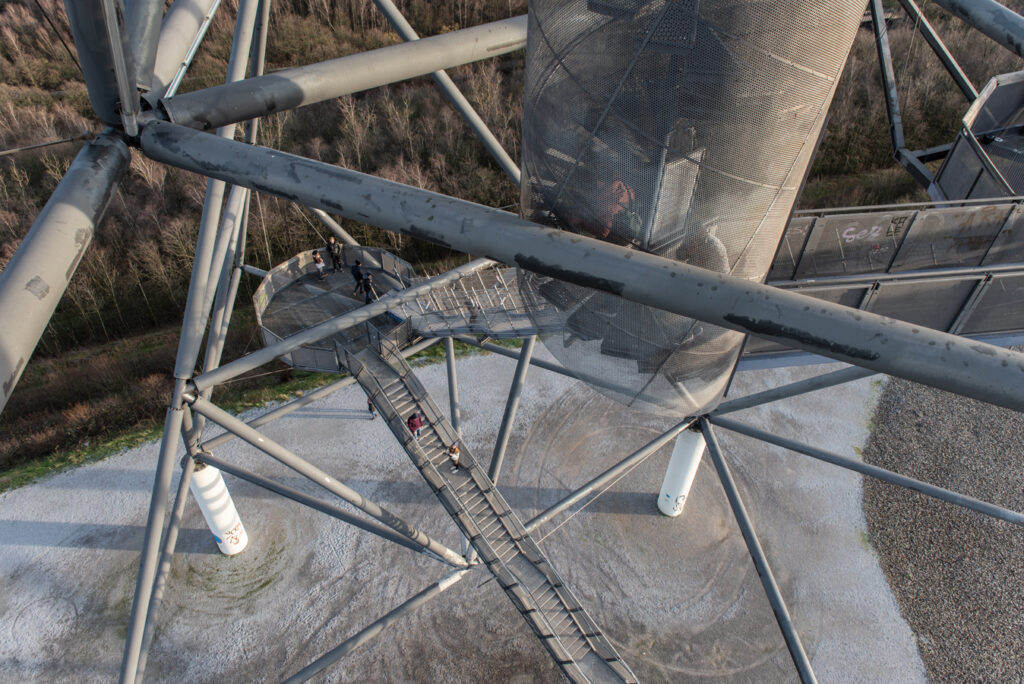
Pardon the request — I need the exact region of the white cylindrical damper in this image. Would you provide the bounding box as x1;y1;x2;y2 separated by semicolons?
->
190;461;248;555
658;428;706;517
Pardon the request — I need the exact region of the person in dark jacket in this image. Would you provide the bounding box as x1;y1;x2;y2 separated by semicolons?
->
407;412;423;440
327;235;343;272
363;273;376;304
351;260;364;296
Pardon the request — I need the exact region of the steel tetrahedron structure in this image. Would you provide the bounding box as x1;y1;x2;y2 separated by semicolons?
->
2;0;1024;681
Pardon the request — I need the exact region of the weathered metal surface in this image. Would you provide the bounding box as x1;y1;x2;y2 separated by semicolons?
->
139;121;1024;412
160;15;528;131
0;133;130;413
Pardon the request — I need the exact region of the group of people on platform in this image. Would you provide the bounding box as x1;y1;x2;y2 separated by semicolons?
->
310;236;377;304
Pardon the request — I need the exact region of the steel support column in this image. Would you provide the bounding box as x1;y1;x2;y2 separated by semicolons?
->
158;16;528;130
148;0;221;103
312;208;360;247
931;0;1024;60
134;454;195;684
283;568;472;683
119;383;187;684
138;121;1024;413
700;420;817;684
489;335;535;485
713;366;878;416
708;415;1024;526
525;418;695;533
65;2;128;127
371;0;521;185
126;0;164;91
445;337;462;436
896;0;977;101
186;394;469;566
871;0;933;186
0;133;129;413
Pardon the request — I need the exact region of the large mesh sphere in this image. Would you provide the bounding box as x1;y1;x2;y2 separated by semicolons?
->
519;0;865;414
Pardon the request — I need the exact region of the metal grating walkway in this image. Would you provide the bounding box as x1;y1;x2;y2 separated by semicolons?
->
339;334;637;684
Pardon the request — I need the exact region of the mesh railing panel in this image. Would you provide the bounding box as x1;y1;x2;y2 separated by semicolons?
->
519;0;865;414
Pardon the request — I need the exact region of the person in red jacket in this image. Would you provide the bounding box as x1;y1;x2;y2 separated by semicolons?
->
407;412;423;440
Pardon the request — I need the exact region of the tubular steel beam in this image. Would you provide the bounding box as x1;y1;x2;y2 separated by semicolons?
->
525;418;695;533
445;337;462;435
196;452;448;562
282;568;472;683
200;337;441;451
312;208;360;247
139;121;1024;413
489;335;535;485
189;259;493;391
708;415;1024;526
149;0;222;102
120;384;188;684
699;420;818;684
371;0;521;185
65;3;126;126
100;0;140;136
870;0;933;187
896;0;977;101
185;394;469;566
159;15;528;131
712;366;878;416
0;132;129;414
126;0;164;91
134;455;195;684
931;0;1024;60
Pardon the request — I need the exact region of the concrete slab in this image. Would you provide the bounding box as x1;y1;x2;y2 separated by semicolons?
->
0;348;924;682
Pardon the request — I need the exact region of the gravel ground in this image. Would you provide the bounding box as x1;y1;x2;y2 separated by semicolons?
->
862;377;1024;683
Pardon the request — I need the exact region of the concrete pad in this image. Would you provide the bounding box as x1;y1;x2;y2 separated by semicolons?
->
0;348;924;682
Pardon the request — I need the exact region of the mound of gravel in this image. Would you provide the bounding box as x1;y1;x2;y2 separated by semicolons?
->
863;377;1024;683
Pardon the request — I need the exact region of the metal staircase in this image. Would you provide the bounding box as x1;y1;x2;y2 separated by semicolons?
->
339;327;637;684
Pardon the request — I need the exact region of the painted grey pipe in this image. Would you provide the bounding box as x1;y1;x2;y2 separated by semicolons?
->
312;208;360;247
172;0;259;379
0;132;129;413
896;0;977;101
525;418;694;533
186;393;468;567
488;335;535;484
712;366;878;416
147;0;221;104
120;386;187;683
126;0;164;91
445;337;461;436
100;0;140;136
133;456;195;684
931;0;1024;59
159;16;528;131
65;1;127;126
371;0;521;185
138;121;1024;413
700;420;818;683
189;258;494;391
200;337;441;451
709;415;1024;526
282;567;472;683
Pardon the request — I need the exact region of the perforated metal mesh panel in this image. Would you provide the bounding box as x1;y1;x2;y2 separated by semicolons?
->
519;0;865;414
